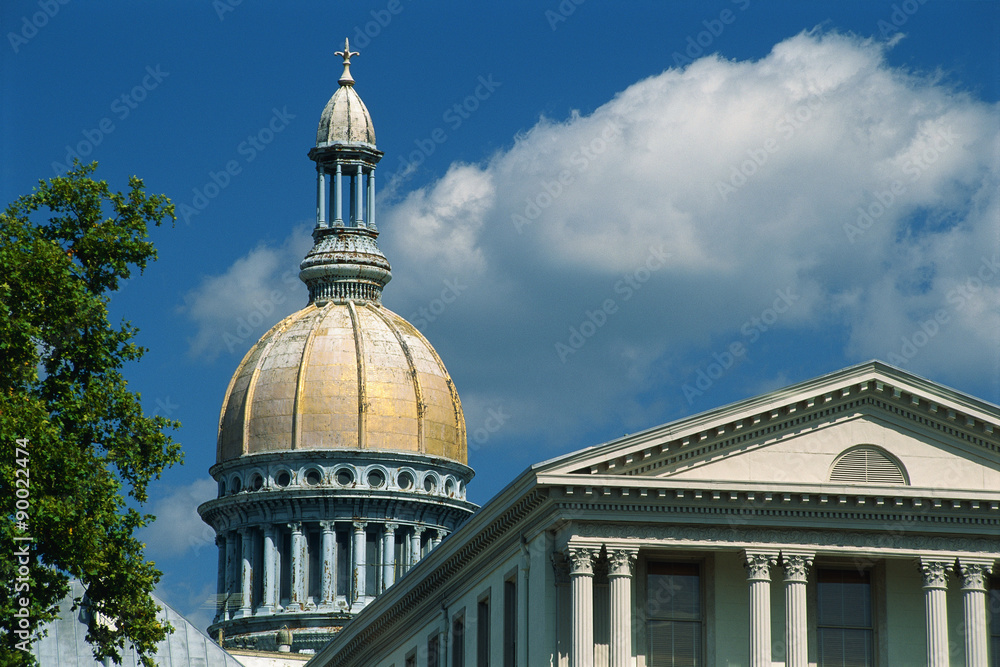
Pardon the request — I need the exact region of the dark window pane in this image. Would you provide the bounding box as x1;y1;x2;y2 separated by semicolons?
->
817;570;873;667
648;563;701;667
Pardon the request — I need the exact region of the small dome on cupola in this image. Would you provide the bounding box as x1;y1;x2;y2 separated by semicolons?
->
316;39;376;147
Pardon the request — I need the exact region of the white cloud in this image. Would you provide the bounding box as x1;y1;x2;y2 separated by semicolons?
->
183;30;999;448
138;477;217;560
179;224;312;360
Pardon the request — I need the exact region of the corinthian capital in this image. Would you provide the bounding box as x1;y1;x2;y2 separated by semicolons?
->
743;551;777;581
567;547;598;576
919;559;952;589
607;549;637;577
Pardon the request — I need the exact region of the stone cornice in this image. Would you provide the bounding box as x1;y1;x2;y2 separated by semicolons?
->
539;476;1000;531
567;522;1000;560
542;367;999;479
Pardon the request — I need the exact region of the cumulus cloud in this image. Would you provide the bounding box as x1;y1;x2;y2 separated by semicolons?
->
180;224;312;360
138;477;217;560
182;30;999;449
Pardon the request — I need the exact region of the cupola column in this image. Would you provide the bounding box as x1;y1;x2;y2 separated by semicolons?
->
236;528;254;618
353;521;367;603
354;165;365;226
411;526;425;566
316;166;327;227
320;521;337;608
214;535;226;622
332;163;343;226
382;522;397;591
224;530;238;620
260;524;278;613
288;522;305;611
367;168;375;228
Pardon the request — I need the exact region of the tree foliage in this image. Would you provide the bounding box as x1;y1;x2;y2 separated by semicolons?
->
0;162;183;666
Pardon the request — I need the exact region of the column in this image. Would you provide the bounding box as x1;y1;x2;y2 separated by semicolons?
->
744;551;777;667
214;535;226;622
568;547;597;667
411;526;426;566
367;168;375;228
782;552;813;667
288;522;305;611
260;524;277;613
333;163;343;225
607;549;636;667
316;166;327;227
355;165;365;226
320;521;336;607
959;560;992;667
353;521;367;603
919;558;952;667
224;530;238;619
382;523;397;591
236;528;254;617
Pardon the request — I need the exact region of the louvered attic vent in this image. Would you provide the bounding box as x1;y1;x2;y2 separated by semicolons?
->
829;446;908;485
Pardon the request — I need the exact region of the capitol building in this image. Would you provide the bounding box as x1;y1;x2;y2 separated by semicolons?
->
31;41;1000;667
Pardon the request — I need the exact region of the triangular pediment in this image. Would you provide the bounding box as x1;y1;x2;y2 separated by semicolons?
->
537;362;1000;493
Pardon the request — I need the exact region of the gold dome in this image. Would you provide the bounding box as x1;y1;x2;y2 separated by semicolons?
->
217;301;466;464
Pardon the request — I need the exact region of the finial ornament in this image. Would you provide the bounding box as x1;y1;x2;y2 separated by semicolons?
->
335;38;360;86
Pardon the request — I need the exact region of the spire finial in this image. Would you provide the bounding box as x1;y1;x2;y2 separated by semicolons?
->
335;38;360;86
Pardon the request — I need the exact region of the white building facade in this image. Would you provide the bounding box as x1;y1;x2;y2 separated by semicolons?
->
309;362;1000;667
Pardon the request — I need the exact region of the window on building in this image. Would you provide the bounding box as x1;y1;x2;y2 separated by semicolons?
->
478;595;491;667
817;569;874;667
452;614;466;667
428;632;441;667
989;576;1000;667
647;562;702;667
503;577;517;667
404;652;416;667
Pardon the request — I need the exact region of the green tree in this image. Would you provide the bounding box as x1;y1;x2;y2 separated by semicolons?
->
0;162;183;666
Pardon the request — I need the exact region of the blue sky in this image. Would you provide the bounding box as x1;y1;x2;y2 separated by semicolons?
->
3;0;998;632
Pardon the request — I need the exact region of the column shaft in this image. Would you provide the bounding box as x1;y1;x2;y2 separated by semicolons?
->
608;550;636;667
568;548;597;667
353;522;367;603
382;523;397;591
224;531;237;619
237;528;253;616
261;525;277;613
744;552;776;667
320;522;336;606
411;527;425;566
289;523;305;610
214;536;226;622
316;166;326;226
366;169;375;228
960;561;992;667
333;163;343;224
355;166;364;226
782;553;813;667
919;559;951;667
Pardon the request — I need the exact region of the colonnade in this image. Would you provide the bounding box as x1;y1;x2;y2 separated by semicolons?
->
316;163;375;229
214;521;447;621
564;546;995;667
